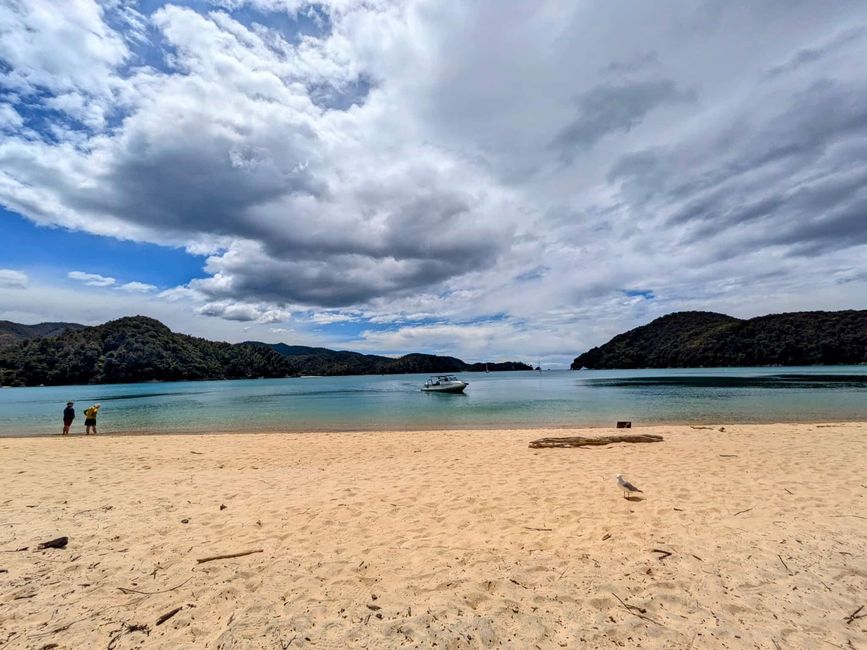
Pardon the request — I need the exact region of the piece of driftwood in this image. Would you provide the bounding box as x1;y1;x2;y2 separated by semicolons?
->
156;606;183;626
616;421;632;428
529;434;663;449
196;549;263;564
37;537;68;550
652;549;673;561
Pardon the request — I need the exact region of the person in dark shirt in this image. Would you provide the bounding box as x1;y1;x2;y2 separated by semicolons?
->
62;401;75;435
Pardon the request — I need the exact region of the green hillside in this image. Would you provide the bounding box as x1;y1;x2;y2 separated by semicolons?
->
572;310;867;369
0;316;293;386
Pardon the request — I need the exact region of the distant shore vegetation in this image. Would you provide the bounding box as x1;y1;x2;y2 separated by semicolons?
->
0;316;530;387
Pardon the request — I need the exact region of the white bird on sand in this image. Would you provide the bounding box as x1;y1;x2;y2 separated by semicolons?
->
616;474;643;499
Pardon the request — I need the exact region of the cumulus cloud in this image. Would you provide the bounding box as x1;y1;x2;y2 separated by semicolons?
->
119;281;157;293
68;271;116;287
3;1;867;363
0;269;28;289
197;301;291;323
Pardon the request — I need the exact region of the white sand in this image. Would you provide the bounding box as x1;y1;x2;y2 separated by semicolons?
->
1;423;866;648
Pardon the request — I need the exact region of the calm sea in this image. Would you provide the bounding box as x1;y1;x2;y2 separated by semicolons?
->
1;367;866;437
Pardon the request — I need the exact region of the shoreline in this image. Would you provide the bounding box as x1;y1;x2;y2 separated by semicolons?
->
2;423;865;648
2;417;867;439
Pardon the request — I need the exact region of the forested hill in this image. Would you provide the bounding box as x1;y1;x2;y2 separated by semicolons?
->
0;316;294;386
0;316;531;386
571;310;867;369
251;343;532;375
0;320;84;347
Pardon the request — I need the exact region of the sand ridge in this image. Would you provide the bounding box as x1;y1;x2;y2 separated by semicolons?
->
1;424;866;648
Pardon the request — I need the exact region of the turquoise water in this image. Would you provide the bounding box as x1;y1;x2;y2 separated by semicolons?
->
1;367;866;437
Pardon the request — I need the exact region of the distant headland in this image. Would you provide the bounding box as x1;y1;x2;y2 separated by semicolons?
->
572;310;867;369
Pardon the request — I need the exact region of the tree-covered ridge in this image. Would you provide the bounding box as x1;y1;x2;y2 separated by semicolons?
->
0;316;294;386
0;316;533;386
572;310;867;369
0;320;84;347
254;344;532;375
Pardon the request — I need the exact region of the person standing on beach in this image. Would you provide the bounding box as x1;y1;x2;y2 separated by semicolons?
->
62;401;75;435
84;403;100;435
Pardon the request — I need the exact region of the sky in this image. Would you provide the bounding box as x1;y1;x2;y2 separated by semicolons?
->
2;1;867;367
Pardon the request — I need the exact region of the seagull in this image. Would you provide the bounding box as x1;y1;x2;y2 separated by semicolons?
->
616;474;643;499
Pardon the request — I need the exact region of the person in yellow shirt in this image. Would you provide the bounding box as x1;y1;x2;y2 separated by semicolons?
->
84;403;101;435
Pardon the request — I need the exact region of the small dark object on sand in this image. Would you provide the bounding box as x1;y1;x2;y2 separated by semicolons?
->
616;421;632;428
37;537;68;550
156;606;183;626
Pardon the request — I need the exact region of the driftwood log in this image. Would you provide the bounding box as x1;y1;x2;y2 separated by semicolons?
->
529;434;663;449
37;536;68;550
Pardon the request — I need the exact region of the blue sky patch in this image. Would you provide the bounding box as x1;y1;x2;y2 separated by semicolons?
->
1;208;207;288
622;289;656;300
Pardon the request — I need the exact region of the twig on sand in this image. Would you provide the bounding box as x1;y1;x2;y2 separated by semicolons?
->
652;549;673;561
509;578;529;589
107;623;149;650
156;606;184;626
831;514;867;520
821;640;849;650
72;505;113;518
610;592;663;626
196;549;263;564
733;507;754;517
777;554;791;573
31;611;101;637
719;454;738;458
844;605;864;624
523;527;552;532
31;597;147;638
118;577;192;595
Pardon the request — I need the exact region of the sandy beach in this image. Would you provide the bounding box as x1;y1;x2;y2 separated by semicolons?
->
1;423;865;649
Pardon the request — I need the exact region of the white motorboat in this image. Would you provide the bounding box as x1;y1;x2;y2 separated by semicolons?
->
421;375;468;394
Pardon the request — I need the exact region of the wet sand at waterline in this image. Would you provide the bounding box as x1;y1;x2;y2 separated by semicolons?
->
1;424;865;648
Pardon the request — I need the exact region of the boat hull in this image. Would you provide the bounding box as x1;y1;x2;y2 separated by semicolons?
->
421;382;467;394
